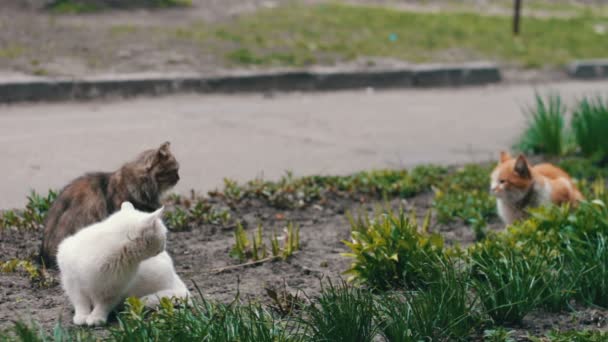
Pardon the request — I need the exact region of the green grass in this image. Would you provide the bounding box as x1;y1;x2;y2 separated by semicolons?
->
469;240;551;324
201;3;608;68
378;258;480;341
47;0;191;13
516;93;570;156
301;281;380;342
571;95;608;164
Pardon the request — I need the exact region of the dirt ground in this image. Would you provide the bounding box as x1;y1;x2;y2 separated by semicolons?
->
0;0;601;78
1;188;608;340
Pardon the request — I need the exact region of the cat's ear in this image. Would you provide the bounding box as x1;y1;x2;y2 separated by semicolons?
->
121;202;135;211
150;206;165;220
144;206;165;227
157;141;171;159
514;154;531;178
500;151;511;163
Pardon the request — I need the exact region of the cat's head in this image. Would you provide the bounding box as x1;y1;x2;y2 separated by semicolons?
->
135;142;180;193
490;151;534;202
120;202;167;258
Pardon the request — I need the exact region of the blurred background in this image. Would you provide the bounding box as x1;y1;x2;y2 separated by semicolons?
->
1;0;608;208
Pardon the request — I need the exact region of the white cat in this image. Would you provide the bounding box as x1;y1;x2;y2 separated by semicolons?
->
57;202;190;326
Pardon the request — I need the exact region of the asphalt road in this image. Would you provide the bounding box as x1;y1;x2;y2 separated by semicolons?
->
1;80;606;209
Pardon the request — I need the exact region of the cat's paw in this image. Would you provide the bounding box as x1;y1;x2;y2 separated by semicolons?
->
73;314;88;325
85;315;107;326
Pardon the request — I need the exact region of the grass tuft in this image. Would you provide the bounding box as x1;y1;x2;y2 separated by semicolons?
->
516;93;569;156
571;95;608;164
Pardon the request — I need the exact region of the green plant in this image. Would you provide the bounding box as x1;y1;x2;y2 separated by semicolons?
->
164;207;189;231
343;208;445;290
111;296;299;342
1;190;57;230
571;95;608;164
0;321;95;342
517;93;569;156
558;157;608;180
379;258;480;341
483;327;515;342
301;280;380;342
164;200;233;231
469;239;549;324
230;222;300;262
433;164;496;226
0;259;55;288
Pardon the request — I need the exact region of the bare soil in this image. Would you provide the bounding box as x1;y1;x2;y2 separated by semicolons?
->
1;189;608;340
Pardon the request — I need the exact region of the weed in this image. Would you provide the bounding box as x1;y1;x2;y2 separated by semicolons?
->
469;239;549;324
379;258;480;341
343;208;445;290
433;164;496;226
111;296;299;342
558;157;608;180
164;207;189;231
0;322;94;342
164;199;233;231
483;327;515;342
0;259;55;288
1;190;56;230
517;93;569;156
571;95;608;164
230;222;299;262
212;165;447;209
301;280;380;342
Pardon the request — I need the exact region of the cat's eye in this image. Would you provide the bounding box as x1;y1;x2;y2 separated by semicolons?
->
499;180;506;184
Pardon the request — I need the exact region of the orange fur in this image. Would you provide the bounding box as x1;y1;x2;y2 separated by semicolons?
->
491;152;583;225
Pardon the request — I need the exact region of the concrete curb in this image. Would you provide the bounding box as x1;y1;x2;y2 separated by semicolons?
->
568;60;608;79
0;63;501;103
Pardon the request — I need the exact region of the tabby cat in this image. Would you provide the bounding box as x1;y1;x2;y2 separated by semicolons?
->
40;142;180;267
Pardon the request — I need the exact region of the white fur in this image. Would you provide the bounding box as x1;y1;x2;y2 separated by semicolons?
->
57;202;190;326
492;175;554;225
128;251;190;307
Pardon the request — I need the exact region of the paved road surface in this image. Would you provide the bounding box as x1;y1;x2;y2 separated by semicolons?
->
1;80;606;209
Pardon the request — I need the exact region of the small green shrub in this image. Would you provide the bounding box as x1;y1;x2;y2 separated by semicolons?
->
379;258;480;341
469;239;549;324
517;93;569;156
569;233;608;307
343;209;445;290
301;280;380;342
571;95;608;164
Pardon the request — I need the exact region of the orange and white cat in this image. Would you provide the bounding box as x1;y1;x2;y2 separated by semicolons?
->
491;152;583;225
